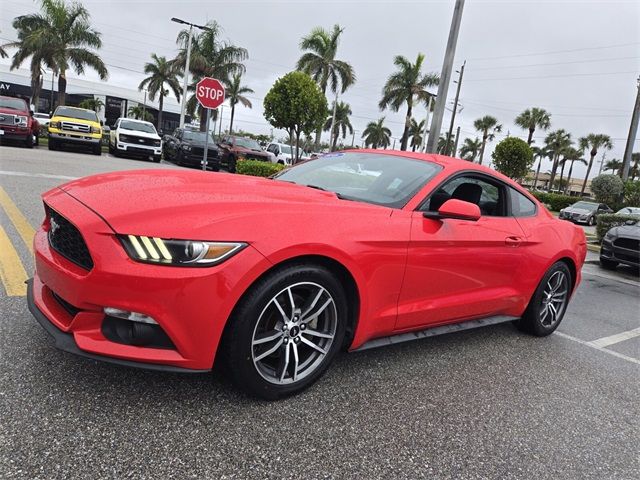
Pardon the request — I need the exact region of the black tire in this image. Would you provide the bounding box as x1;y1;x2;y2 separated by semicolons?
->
517;261;572;336
24;134;33;149
220;263;347;400
153;156;161;163
93;144;102;156
599;258;618;270
588;216;595;226
48;139;57;151
108;142;115;155
228;155;237;173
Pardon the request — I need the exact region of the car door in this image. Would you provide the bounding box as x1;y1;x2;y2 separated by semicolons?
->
395;173;528;331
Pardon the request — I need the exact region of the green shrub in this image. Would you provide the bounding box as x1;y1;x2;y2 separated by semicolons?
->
236;159;285;178
591;174;624;207
596;213;638;242
624;180;640;207
528;191;577;211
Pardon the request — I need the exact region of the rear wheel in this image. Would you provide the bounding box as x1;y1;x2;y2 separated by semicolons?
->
517;262;572;336
588;216;595;226
48;139;57;151
221;264;347;400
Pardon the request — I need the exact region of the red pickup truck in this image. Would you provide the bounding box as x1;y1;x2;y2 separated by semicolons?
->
0;96;40;148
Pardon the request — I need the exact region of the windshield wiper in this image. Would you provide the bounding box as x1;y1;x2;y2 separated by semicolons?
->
305;184;353;201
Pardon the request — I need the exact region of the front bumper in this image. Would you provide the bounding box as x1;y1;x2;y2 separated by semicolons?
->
601;238;640;267
0;125;31;140
49;131;101;145
117;141;162;157
29;187;270;371
558;213;590;224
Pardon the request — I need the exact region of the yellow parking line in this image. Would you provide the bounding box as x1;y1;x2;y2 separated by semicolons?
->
0;224;28;296
0;186;35;253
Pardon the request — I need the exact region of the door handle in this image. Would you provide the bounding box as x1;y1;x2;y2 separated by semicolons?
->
505;236;522;247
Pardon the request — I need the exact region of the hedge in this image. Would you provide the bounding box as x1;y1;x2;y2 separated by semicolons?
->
236;159;285;178
528;191;576;212
595;213;638;242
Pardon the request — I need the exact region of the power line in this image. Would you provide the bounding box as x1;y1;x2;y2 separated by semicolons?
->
466;70;638;82
466;42;640;62
470;55;640;71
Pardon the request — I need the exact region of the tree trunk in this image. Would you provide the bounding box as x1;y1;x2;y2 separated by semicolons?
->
478;133;488;165
558;160;566;192
581;151;596;196
400;103;412;151
289;128;296;163
548;154;560;191
229;104;236;134
157;94;164;132
527;128;534;145
412;143;416;152
31;73;42;112
566;160;576;195
57;71;67;106
533;157;542;189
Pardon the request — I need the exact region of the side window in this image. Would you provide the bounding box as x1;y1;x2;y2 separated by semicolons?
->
266;144;275;153
421;175;507;216
509;188;537;217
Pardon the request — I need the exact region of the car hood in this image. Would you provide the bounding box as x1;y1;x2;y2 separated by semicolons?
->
564;207;594;215
183;139;218;148
119;128;160;140
609;225;640;240
57;169;383;240
0;107;28;116
234;146;270;157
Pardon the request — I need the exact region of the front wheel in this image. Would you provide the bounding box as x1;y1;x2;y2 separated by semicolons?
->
517;262;572;336
221;264;347;400
24;134;33;149
588;216;595;226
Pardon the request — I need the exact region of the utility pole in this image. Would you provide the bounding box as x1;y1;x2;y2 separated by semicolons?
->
445;61;465;156
426;0;465;153
218;105;224;137
452;126;461;157
421;96;434;152
329;89;339;151
622;76;640;181
598;150;606;176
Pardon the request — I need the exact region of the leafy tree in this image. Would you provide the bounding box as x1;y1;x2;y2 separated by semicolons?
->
459;137;482;162
297;24;355;149
491;137;533;180
362;117;391;149
138;54;181;132
473;115;502;165
323;101;353;150
624;180;640;206
531;145;553;189
630;152;639;180
263;72;328;162
591;174;624;205
603;159;623;176
408;118;425;152
174;21;247;132
544;129;572;190
78;97;104;113
225;73;253;134
128;105;153;122
379;53;438;151
578;134;613;195
9;0;108;107
514;107;551;145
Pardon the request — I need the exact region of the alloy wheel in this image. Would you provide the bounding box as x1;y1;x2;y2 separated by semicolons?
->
539;270;569;327
251;282;337;385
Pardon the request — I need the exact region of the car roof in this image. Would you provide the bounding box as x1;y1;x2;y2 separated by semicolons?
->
118;118;153;125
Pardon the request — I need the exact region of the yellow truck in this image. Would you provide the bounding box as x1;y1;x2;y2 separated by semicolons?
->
48;106;103;155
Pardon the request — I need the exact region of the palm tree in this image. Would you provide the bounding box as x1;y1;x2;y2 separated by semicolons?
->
128;105;153;122
437;133;453;154
544;129;572;190
564;152;587;195
459;137;483;162
362;117;391;149
557;146;580;192
297;24;355;149
579;134;613;195
323;101;353;150
630;152;640;180
531;146;552;189
9;0;108;107
603;159;623;175
408;118;425;152
138;54;181;133
0;31;7;58
78;97;104;113
379;53;438;151
174;21;247;132
514;107;552;145
473;116;502;165
225;73;253;134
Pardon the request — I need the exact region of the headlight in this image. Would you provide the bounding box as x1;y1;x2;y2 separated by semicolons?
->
604;232;615;241
154;139;161;147
49;121;61;129
120;235;246;266
181;144;192;151
90;126;101;134
16;115;28;126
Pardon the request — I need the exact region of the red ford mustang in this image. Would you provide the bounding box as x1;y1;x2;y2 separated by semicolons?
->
28;150;587;399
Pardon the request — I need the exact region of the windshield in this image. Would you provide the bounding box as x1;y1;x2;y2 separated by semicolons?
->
617;207;640;215
54;106;98;122
280;145;292;155
183;131;209;142
34;113;50;119
235;137;262;150
0;97;28;111
120;120;157;134
571;201;598;211
274;152;442;208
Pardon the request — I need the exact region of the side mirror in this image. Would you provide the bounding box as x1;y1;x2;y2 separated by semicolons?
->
625;219;637;226
29;110;34;116
423;199;481;221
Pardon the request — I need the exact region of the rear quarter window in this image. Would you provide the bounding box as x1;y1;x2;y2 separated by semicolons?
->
510;188;537;217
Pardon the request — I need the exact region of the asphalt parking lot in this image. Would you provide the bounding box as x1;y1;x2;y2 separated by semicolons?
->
0;145;638;479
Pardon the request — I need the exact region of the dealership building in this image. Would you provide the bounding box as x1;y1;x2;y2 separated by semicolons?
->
0;65;187;133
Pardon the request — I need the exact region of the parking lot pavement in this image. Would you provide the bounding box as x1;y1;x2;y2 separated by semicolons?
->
1;145;638;479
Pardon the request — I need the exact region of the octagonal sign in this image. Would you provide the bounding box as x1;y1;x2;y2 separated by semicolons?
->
196;77;225;109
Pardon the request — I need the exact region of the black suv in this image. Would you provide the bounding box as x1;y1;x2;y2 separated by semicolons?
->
162;128;220;170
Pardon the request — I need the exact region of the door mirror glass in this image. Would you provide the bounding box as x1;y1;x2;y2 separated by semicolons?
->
424;199;481;221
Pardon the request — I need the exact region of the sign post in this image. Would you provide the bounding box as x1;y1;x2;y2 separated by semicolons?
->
195;77;226;172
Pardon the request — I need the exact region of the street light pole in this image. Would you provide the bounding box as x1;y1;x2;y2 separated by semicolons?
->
426;0;465;153
622;76;640;181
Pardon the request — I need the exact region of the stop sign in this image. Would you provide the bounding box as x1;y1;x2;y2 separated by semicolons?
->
196;77;225;109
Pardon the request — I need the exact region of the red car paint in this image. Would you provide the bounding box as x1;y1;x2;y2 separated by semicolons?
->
30;151;586;370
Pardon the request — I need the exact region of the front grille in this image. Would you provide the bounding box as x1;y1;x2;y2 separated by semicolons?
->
61;121;90;133
190;147;218;158
47;207;94;270
614;238;640;251
123;135;156;146
0;114;17;126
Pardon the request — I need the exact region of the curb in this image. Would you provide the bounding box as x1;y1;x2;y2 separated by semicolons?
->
587;243;601;253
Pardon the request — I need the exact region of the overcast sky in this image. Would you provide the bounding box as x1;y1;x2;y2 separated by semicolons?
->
1;0;639;177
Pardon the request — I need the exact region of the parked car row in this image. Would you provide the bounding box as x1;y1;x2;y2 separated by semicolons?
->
558;201;613;226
